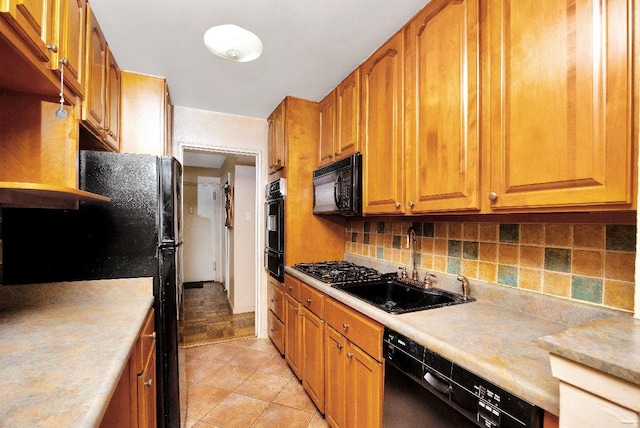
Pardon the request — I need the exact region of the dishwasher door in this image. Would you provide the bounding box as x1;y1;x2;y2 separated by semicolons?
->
383;363;477;427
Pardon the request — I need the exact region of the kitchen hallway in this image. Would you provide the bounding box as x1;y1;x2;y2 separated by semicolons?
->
185;338;328;427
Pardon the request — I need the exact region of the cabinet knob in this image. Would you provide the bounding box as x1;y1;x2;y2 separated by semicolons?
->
306;298;312;304
270;328;275;332
395;202;401;208
47;43;58;53
337;343;344;350
271;298;275;303
144;379;153;388
408;201;415;208
347;352;353;359
488;192;498;201
293;307;298;313
288;286;292;291
334;152;340;157
342;323;349;330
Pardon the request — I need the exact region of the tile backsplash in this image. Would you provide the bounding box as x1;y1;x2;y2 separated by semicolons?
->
345;219;636;312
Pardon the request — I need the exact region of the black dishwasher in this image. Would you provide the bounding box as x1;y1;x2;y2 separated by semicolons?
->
383;328;542;428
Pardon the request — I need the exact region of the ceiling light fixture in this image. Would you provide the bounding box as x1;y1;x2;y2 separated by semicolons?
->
203;24;263;63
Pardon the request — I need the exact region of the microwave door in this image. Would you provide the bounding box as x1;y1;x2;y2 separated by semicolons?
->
313;172;339;214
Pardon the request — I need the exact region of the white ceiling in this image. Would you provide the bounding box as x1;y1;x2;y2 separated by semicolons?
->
87;0;431;119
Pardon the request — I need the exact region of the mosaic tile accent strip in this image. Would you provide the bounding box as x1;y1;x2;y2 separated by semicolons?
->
345;219;636;312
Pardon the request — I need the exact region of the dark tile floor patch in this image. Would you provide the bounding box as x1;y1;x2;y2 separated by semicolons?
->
181;281;255;347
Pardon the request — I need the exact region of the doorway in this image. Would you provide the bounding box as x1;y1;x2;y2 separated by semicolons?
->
180;147;260;346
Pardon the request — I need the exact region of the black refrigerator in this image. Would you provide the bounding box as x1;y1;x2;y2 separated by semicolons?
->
1;150;187;428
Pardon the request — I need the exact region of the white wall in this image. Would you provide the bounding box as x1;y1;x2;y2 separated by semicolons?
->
173;106;269;334
230;165;257;314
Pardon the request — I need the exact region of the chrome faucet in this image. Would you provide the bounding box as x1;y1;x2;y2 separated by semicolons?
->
406;226;419;281
456;275;471;300
423;273;437;288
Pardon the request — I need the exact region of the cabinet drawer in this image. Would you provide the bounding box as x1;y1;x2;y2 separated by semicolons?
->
133;308;155;375
300;281;324;319
284;274;301;302
325;298;382;362
267;278;285;321
268;309;285;355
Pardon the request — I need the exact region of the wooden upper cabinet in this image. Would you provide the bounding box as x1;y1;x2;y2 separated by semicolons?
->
104;48;120;151
0;0;54;61
82;5;106;138
361;31;404;215
318;90;336;166
268;101;286;174
50;0;85;97
336;68;360;162
485;0;636;211
404;0;480;213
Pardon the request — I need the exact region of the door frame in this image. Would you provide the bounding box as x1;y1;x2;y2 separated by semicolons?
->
179;144;264;339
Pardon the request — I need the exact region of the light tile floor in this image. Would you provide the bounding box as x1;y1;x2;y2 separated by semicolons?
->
185;338;329;428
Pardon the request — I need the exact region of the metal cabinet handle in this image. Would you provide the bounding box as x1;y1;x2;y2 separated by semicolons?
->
306;298;312;304
488;192;498;201
408;201;414;208
271;298;275;303
293;307;298;313
395;202;401;208
337;343;344;350
144;379;153;388
288;286;292;291
342;323;349;330
47;43;58;53
270;328;275;333
347;352;353;359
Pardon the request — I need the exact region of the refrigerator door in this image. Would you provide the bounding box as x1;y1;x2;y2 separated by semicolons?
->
159;157;183;247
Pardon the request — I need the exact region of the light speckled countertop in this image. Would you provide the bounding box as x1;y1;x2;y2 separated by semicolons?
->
285;263;628;416
0;278;154;427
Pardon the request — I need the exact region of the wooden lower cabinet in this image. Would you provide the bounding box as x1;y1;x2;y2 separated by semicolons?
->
284;293;303;379
267;309;285;354
100;308;156;428
301;307;325;413
325;326;348;427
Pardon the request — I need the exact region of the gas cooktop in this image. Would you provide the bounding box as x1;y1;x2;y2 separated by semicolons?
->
293;261;382;285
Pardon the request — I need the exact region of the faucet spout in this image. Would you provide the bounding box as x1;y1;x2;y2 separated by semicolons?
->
456;275;471;300
407;227;418;281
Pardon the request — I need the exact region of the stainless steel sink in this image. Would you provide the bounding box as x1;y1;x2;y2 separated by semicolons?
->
333;278;475;314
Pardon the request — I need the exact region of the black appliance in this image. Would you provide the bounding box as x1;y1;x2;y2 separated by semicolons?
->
384;328;542;428
265;178;286;282
293;261;382;284
312;152;362;216
1;151;187;428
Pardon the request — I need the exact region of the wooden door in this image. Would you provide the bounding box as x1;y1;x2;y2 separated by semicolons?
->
104;47;120;151
404;0;480;213
83;5;106;136
361;32;404;214
50;0;85;96
336;68;360;160
301;307;324;413
347;343;383;428
1;0;53;61
268;101;285;174
137;344;156;428
284;294;302;379
485;0;635;211
318;90;336;166
325;326;347;428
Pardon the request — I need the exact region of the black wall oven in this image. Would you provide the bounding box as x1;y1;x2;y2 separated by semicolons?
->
264;178;286;282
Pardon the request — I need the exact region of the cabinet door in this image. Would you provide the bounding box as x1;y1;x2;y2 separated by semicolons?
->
268;101;285;174
336;68;360;160
301;307;325;413
83;6;106;135
138;344;157;428
50;0;85;96
318;90;336;166
404;0;480;213
104;47;120;151
361;32;404;214
325;326;347;428
284;293;302;379
267;309;285;355
1;0;53;61
347;343;383;428
486;0;635;210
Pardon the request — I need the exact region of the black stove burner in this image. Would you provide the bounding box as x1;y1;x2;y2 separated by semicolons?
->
294;261;382;284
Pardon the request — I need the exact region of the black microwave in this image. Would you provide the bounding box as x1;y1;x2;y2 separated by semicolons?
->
312;153;362;216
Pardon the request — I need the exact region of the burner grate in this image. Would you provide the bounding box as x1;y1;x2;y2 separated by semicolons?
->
294;261;382;284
